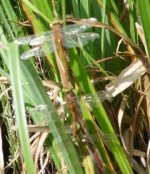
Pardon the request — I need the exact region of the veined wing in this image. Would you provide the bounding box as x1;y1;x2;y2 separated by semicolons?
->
14;24;92;47
20;43;55;60
62;23;92;35
62;18;97;35
20;32;100;60
64;32;100;48
15;18;99;59
14;31;53;46
14;23;91;46
14;18;97;46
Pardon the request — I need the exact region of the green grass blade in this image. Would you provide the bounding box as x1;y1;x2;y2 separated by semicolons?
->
62;0;66;25
80;0;90;17
22;0;51;23
137;0;150;59
0;5;14;40
128;0;137;42
8;43;36;174
71;0;80;18
101;0;107;58
1;0;18;38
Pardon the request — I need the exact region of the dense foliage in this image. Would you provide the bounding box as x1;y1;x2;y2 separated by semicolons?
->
0;0;150;173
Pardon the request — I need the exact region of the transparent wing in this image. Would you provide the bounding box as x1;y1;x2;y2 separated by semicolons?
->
14;18;97;46
62;18;97;35
64;32;100;48
20;32;100;59
62;18;96;36
14;24;91;46
20;47;43;60
14;31;53;46
20;43;55;60
62;24;91;35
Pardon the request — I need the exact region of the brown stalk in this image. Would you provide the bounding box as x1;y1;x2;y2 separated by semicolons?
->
52;23;70;90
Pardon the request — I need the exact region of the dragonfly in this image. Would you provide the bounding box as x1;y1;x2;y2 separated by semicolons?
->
15;19;107;144
14;18;100;60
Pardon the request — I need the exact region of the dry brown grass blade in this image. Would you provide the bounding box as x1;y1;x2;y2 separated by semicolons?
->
104;59;146;98
142;75;150;132
34;132;48;167
136;23;148;57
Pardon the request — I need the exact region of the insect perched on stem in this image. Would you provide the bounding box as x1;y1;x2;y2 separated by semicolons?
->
15;17;100;134
15;18;104;171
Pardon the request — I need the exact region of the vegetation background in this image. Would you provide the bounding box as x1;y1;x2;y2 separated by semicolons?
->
0;0;150;173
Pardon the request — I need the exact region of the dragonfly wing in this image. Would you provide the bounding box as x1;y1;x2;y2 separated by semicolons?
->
29;32;53;46
62;24;91;35
64;32;100;48
15;18;97;46
62;18;97;35
20;47;44;60
14;31;53;46
21;43;56;60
